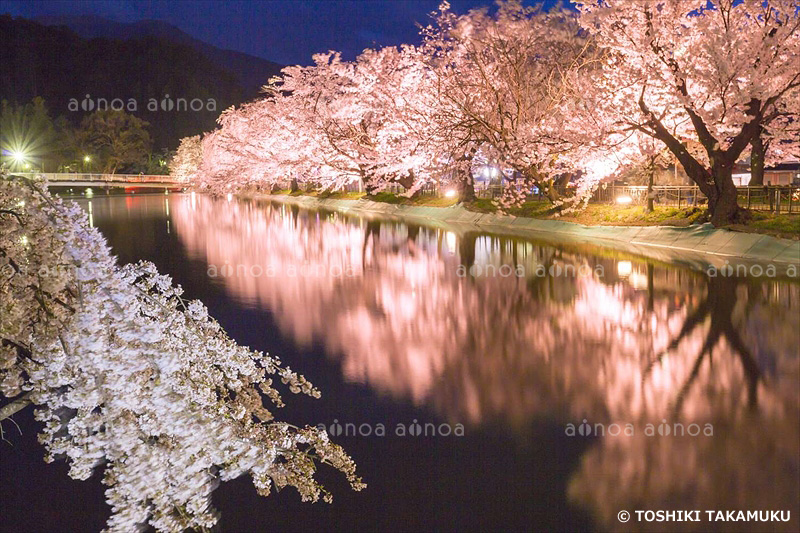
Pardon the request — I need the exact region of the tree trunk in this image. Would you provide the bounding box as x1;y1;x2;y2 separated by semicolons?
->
362;177;380;196
396;171;415;190
635;90;757;227
541;178;560;204
518;166;560;205
676;159;744;226
459;232;478;273
290;178;299;193
646;164;655;213
459;172;476;203
708;165;743;226
749;129;765;186
553;175;570;197
709;185;740;226
455;149;477;203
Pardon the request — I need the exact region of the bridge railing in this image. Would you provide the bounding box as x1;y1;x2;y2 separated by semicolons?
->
12;172;183;184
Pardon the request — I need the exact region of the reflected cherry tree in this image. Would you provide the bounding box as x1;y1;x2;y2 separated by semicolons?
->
173;197;798;421
172;196;799;529
569;275;799;531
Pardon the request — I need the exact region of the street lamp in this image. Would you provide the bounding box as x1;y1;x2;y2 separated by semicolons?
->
10;150;27;170
615;195;633;205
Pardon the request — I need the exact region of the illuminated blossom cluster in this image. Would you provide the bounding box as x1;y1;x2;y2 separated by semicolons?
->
578;0;800;224
176;0;798;223
0;176;364;532
182;1;622;207
168;134;203;183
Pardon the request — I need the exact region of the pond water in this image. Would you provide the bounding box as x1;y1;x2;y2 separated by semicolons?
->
2;193;798;532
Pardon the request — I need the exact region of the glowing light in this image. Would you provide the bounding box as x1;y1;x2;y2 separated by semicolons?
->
629;271;648;290
445;231;457;253
585;158;618;180
616;195;633;205
20;235;28;246
85;188;94;198
226;193;233;202
444;189;457;198
481;166;499;179
11;151;26;163
617;261;632;277
84;155;91;163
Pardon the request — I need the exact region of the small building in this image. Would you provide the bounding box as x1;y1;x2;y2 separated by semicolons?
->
765;162;800;186
733;162;800;186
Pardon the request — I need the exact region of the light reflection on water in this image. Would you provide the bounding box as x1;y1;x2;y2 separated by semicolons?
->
88;193;800;531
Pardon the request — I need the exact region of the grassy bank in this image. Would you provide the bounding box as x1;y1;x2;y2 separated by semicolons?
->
268;190;800;239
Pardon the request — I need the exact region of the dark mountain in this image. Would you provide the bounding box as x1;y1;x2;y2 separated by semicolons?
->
34;15;283;96
0;15;278;149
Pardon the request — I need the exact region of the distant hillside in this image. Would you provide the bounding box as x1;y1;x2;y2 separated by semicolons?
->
33;15;283;96
0;15;280;149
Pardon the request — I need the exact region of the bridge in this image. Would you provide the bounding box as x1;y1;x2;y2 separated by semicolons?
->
9;173;189;190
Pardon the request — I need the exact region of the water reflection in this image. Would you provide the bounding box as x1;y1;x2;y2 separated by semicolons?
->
166;195;799;530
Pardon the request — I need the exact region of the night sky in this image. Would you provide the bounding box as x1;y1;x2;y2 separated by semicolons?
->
0;0;564;65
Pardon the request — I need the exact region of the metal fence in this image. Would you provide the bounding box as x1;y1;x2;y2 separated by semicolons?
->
262;179;800;213
593;185;800;213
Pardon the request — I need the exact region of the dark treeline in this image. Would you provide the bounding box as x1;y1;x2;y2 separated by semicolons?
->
0;15;272;151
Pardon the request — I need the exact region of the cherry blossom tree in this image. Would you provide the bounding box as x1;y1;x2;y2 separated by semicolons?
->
196;102;277;193
193;42;446;198
169;134;203;183
274;56;370;191
276;46;444;196
190;1;622;206
351;45;445;196
189;0;798;218
0;175;363;532
420;1;614;206
578;0;800;225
